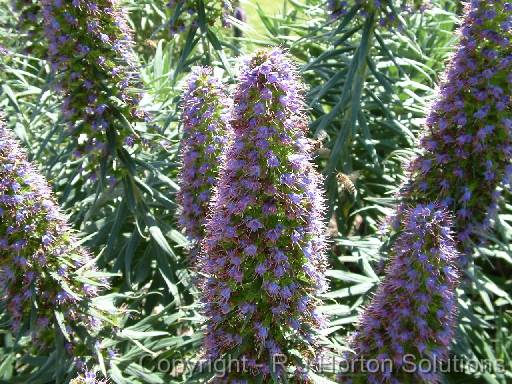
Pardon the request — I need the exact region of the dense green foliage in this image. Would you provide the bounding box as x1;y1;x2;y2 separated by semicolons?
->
0;0;510;383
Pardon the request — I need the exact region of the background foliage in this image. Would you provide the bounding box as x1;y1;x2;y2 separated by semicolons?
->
0;0;510;383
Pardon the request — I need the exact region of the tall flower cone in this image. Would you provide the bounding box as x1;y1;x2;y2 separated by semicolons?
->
177;66;232;252
0;118;115;373
342;1;512;382
199;48;328;382
41;0;146;182
398;0;512;251
339;204;459;384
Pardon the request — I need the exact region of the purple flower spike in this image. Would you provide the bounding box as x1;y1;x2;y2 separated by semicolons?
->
0;118;113;362
347;4;512;382
41;0;146;179
398;0;512;254
200;48;328;382
177;67;232;248
339;204;459;383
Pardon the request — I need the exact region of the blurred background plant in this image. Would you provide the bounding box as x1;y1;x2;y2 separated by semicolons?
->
0;0;510;383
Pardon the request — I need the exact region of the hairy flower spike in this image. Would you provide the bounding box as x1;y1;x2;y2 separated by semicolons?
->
0;119;111;365
399;0;512;251
340;204;459;384
342;2;512;382
200;48;328;382
41;0;146;179
177;67;232;245
166;0;235;35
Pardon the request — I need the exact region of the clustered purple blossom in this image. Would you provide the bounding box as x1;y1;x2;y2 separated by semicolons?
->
199;48;328;382
177;67;232;247
398;0;512;253
41;0;146;180
342;2;512;382
339;204;459;384
166;0;235;36
327;0;430;27
0;119;111;364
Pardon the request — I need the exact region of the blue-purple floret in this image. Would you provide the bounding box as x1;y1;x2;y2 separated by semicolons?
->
234;6;246;23
340;204;459;384
177;67;232;244
398;0;512;252
199;48;328;382
41;0;146;179
0;118;111;364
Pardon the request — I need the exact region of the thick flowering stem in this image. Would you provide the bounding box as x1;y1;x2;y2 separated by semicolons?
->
41;0;146;181
200;48;328;382
177;67;232;246
166;0;234;35
340;204;459;384
399;0;512;251
0;120;112;368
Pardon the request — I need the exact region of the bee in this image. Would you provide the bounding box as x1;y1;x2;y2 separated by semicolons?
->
310;138;324;152
336;172;358;195
145;39;158;49
311;130;330;158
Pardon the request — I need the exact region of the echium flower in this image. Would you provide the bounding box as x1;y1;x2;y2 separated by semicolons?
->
166;0;234;36
327;0;430;27
0;119;113;366
340;204;459;384
41;0;146;180
399;0;512;252
177;67;232;246
200;48;328;382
